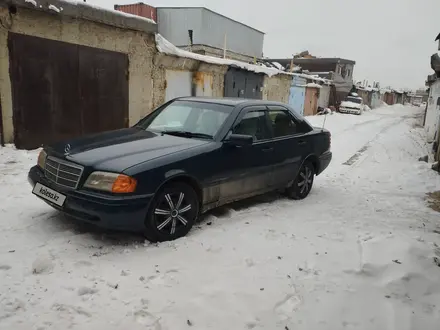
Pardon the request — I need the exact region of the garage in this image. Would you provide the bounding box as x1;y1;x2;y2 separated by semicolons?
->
8;32;129;149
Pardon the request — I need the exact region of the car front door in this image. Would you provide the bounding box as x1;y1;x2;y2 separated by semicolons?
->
266;106;310;188
218;106;275;202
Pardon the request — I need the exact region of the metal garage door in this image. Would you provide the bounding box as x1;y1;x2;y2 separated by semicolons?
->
165;70;192;102
8;32;129;149
288;76;306;115
224;67;264;99
193;72;213;97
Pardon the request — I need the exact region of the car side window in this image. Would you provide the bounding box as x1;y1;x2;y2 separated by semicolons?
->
268;109;298;137
233;110;272;141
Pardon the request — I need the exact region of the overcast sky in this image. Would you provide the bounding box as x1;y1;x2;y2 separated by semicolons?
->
90;0;439;90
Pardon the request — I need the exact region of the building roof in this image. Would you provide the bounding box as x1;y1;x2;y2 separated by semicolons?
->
267;57;355;66
1;0;157;34
155;6;265;34
155;34;333;84
293;58;356;65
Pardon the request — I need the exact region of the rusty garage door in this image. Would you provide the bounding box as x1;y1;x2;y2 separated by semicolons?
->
8;32;129;149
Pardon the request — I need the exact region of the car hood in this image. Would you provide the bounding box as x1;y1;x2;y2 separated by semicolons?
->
340;101;361;109
47;128;210;171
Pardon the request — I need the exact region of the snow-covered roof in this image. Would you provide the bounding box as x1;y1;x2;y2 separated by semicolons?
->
155;34;333;85
302;83;322;89
357;86;379;92
7;0;157;31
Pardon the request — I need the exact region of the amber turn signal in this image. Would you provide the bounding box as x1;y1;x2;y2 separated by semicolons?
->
111;174;137;193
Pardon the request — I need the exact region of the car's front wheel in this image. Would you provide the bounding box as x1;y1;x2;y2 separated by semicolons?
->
144;182;199;242
286;161;315;200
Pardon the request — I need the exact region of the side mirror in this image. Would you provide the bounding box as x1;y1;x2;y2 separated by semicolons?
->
224;134;254;147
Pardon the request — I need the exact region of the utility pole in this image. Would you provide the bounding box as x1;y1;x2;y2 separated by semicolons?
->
223;33;227;59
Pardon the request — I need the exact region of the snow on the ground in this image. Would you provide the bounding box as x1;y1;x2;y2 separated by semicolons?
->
1;105;440;330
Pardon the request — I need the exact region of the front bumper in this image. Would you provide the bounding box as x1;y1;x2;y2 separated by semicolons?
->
317;151;332;175
339;107;361;115
28;166;153;232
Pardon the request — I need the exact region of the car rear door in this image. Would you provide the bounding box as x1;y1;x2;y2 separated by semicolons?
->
266;105;311;188
218;105;275;202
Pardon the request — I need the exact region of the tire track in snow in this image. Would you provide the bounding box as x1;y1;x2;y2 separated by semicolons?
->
341;115;412;167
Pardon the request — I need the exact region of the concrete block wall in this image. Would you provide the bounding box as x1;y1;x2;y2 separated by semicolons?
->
0;6;157;143
263;74;291;103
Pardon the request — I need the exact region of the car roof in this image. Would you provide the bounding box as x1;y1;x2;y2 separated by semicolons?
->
175;96;290;108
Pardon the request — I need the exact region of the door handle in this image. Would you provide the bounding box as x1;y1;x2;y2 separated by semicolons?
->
298;140;307;145
262;147;273;152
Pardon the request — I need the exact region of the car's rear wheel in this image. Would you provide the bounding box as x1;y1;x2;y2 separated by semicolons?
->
144;182;199;242
286;161;315;200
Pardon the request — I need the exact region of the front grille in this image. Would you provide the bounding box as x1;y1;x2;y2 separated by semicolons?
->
45;157;84;189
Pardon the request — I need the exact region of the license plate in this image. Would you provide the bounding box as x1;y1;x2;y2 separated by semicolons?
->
32;183;66;207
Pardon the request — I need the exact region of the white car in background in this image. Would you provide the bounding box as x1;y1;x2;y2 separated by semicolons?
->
339;95;365;115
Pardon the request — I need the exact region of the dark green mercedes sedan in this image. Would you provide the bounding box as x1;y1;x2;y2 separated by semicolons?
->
28;97;332;242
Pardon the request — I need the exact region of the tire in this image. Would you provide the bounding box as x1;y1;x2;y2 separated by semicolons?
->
286;161;315;200
144;182;199;242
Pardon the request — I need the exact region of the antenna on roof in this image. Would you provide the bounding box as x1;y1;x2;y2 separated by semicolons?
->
321;112;328;132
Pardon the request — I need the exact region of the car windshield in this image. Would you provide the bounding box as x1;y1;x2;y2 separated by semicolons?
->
346;97;362;104
136;100;233;139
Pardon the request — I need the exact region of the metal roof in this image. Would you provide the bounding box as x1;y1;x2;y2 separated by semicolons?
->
155;7;265;34
267;57;356;65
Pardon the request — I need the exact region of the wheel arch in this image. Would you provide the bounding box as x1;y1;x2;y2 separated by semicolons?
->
153;173;204;209
303;154;320;175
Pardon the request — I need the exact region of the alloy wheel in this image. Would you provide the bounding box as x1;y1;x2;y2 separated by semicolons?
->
154;192;193;235
297;165;313;195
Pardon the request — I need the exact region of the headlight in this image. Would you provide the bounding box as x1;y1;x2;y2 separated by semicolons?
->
37;150;47;169
84;171;137;193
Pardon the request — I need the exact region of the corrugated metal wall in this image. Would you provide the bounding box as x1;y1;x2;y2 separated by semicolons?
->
157;8;203;48
288;76;306;115
200;9;263;58
157;8;264;59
